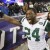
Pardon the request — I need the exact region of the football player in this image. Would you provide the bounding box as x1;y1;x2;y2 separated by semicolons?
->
0;8;50;50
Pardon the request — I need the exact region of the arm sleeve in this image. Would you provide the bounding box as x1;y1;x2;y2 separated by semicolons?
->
45;21;50;32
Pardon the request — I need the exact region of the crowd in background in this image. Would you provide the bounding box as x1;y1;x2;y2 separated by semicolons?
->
0;1;50;16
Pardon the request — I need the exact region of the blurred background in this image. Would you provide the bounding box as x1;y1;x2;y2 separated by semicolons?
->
0;0;50;50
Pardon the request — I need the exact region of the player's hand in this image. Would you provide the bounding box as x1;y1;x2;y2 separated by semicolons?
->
0;10;4;18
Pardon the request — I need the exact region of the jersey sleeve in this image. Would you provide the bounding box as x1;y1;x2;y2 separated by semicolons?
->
21;17;25;23
45;21;50;32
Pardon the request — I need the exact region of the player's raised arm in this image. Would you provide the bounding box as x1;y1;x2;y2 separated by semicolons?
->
0;12;21;26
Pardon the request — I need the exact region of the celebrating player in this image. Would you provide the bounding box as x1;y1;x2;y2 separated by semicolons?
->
0;8;50;50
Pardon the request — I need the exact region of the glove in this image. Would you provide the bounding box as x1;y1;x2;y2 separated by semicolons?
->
0;10;4;18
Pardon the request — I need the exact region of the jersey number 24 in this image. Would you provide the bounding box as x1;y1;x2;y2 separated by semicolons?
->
25;27;40;41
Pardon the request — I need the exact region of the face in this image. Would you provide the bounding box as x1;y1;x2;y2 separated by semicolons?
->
26;10;36;21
